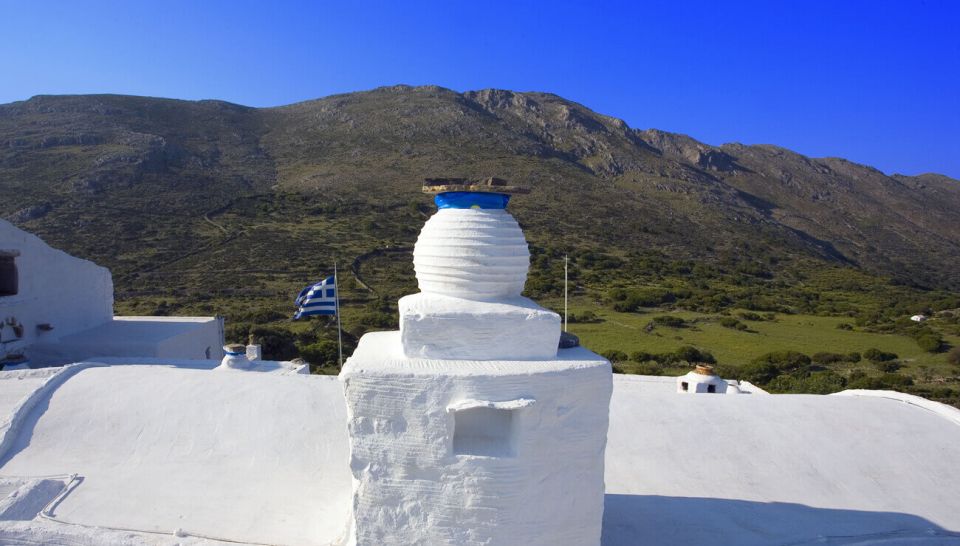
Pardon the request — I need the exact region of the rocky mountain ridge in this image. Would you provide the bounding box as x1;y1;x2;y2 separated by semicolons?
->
1;85;958;291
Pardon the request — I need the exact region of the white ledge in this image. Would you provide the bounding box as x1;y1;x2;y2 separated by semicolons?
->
447;398;536;412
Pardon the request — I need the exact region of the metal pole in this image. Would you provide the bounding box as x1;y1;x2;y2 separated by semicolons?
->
334;261;343;368
564;255;568;333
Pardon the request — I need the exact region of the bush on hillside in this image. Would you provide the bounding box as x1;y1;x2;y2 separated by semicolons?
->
567;310;602;323
601;350;629;363
631;351;654;363
872;359;902;373
611;288;678;313
719;317;748;331
753;350;812;372
674;346;716;364
633;363;664;376
811;352;845;365
767;371;846;394
948;347;960;366
297;340;340;367
650;315;686;328
249;326;300;361
863;348;898;362
916;332;944;353
847;372;914;390
737;360;780;384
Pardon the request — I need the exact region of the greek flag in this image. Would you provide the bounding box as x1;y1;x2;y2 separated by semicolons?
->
294;275;337;319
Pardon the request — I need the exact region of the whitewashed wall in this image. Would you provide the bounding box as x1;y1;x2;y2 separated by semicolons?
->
0;220;113;359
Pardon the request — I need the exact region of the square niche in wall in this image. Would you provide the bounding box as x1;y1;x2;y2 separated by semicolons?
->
453;406;515;457
448;398;534;458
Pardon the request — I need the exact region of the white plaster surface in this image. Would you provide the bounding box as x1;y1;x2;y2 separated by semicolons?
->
604;379;960;545
398;293;560;360
0;369;958;545
0;366;352;545
413;208;529;300
90;355;307;374
31;316;224;365
341;331;612;546
0;219;113;357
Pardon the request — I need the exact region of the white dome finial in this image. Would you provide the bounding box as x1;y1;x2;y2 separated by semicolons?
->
414;178;532;301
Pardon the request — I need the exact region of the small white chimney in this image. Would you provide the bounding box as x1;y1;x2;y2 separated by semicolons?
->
677;364;738;394
217;344;251;370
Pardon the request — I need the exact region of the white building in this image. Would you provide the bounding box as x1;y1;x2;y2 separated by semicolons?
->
0;186;958;545
0;219;224;367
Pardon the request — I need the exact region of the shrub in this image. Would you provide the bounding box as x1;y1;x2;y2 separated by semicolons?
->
249;326;300;361
297;340;340;367
719;317;738;328
651;315;685;328
845;352;862;363
233;307;286;324
949;347;960;366
863;348;898;362
811;352;844;365
355;310;396;329
653;352;678;365
225;322;252;345
675;346;716;364
836;323;854;331
916;333;944;353
765;375;796;392
738;360;779;384
568;310;602;323
601;350;629;363
848;372;914;390
633;363;663;376
737;312;764;321
611;288;677;313
873;359;902;373
768;371;846;394
798;371;847;394
753;351;812;372
630;351;654;363
879;373;914;387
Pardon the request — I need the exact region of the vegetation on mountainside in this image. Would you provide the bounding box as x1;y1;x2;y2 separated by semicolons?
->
2;88;959;405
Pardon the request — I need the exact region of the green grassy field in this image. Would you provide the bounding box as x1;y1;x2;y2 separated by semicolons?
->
543;296;960;385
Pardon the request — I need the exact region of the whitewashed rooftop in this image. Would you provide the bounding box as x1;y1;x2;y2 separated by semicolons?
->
0;363;958;545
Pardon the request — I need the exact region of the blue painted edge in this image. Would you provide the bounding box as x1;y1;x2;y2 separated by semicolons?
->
435;192;510;209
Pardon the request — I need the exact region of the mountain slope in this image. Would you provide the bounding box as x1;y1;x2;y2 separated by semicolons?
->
1;85;958;294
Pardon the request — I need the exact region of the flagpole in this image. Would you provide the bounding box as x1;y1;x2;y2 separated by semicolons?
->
564;255;569;333
334;261;343;368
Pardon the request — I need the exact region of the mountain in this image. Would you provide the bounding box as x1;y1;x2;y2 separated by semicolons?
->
2;85;959;304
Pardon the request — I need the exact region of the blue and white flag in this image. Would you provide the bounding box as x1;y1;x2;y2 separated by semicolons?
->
294;275;337;319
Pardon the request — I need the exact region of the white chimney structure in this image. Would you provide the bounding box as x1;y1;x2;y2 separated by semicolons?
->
340;178;613;546
677;364;739;394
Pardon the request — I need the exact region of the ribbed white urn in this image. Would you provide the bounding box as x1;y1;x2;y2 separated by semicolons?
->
412;208;530;301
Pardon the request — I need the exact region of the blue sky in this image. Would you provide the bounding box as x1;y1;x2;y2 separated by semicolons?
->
1;0;958;177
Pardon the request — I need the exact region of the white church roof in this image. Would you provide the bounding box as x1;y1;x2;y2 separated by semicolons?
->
0;364;351;545
0;363;958;545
